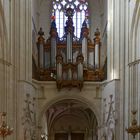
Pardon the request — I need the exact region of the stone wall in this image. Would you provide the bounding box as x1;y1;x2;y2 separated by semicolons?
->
124;1;140;140
100;80;120;140
0;1;36;140
33;80;102;140
0;0;140;140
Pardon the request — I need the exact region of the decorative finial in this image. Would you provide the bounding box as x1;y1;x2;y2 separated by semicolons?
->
65;8;75;18
94;28;100;36
38;28;44;36
94;28;101;45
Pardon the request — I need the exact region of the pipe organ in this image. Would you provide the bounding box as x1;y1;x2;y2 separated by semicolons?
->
35;8;105;90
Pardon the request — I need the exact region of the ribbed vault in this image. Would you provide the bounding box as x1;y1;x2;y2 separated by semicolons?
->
45;99;98;138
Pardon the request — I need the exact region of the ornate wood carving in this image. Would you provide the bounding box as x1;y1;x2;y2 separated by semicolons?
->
33;9;106;90
35;30;105;82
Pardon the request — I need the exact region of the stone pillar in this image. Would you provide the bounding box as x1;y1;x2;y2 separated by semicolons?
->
9;0;34;140
107;0;114;80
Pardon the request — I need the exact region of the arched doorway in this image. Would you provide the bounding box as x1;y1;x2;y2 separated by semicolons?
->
40;99;98;140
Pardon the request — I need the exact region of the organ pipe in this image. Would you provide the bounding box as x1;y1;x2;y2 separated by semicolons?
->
37;28;45;69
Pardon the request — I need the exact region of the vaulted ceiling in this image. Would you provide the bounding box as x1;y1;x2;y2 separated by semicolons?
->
46;99;97;132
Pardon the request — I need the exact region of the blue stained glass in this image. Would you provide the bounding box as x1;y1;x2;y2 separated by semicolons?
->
52;0;89;38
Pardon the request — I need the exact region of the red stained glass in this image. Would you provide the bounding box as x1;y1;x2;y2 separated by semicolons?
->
51;16;56;20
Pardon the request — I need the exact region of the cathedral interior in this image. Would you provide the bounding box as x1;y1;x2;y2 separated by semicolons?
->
0;0;140;140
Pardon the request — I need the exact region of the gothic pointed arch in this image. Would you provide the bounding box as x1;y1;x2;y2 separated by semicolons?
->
52;0;89;38
38;97;100;140
38;95;101;126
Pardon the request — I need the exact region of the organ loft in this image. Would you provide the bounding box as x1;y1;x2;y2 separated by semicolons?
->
33;7;106;90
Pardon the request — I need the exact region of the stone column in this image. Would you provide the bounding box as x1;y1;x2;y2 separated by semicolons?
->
107;0;114;80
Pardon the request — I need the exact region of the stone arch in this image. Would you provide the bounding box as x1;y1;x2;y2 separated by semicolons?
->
129;0;140;61
38;95;101;127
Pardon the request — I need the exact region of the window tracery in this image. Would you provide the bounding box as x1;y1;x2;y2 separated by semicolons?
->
52;0;89;38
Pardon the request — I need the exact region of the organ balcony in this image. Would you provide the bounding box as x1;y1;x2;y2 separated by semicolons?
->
33;8;106;90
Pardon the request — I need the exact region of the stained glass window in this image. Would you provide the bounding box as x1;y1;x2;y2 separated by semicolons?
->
52;0;89;38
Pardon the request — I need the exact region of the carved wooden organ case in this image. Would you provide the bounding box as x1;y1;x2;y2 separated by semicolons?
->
35;8;104;90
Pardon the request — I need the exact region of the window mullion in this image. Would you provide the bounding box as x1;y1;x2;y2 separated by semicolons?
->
53;0;88;38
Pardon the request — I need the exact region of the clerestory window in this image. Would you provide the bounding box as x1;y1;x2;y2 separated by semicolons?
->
52;0;89;38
